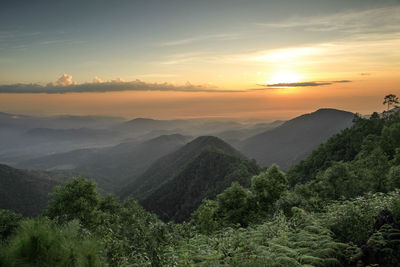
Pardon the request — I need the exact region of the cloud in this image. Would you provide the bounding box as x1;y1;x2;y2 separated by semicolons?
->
0;76;242;94
259;80;352;88
110;77;125;83
47;74;77;86
360;73;371;76
257;6;400;35
92;76;103;83
157;33;239;47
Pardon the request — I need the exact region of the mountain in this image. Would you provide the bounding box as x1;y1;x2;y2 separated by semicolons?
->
76;134;191;186
24;127;121;142
120;136;261;222
115;118;187;137
213;120;285;145
0;127;123;165
0;112;125;164
18;134;192;191
0;112;124;130
115;117;280;141
0;164;59;216
239;108;355;170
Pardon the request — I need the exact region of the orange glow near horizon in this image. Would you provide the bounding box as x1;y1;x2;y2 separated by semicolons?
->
1;72;399;121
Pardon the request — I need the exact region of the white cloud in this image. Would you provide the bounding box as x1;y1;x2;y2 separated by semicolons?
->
92;76;103;83
110;77;125;83
47;73;77;87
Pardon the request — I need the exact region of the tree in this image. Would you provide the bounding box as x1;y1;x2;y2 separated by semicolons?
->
191;200;219;234
251;164;288;212
216;182;250;227
0;218;103;266
0;209;22;240
317;161;360;200
383;94;399;111
45;177;100;228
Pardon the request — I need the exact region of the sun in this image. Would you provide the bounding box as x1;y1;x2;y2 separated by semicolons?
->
266;70;301;85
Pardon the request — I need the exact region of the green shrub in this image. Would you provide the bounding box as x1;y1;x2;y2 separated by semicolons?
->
0;209;22;240
45;177;101;228
1;218;103;266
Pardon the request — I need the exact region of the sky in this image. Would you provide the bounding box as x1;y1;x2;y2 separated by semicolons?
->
0;0;399;120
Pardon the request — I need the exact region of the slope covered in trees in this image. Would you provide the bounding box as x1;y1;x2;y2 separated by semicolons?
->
0;164;59;216
120;136;242;199
239;108;354;169
141;148;261;222
120;136;260;221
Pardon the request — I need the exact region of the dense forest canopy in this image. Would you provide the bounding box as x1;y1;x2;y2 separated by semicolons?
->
2;107;400;266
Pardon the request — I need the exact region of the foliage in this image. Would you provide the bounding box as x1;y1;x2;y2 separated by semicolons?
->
45;177;100;228
0;218;103;267
169;209;348;266
191;200;220;235
251;164;288;213
95;198;171;266
383;94;399;110
321;191;400;245
0;209;22;240
216;182;251;227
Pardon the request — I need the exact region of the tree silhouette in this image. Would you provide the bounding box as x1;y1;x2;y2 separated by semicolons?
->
383;94;399;111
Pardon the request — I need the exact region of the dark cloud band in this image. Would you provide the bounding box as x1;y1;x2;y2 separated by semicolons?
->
0;80;242;94
259;80;352;88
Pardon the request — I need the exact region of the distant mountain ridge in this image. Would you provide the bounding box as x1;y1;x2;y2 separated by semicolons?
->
239;108;355;169
17;134;192;192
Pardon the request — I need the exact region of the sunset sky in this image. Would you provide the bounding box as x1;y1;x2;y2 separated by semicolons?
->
1;0;399;120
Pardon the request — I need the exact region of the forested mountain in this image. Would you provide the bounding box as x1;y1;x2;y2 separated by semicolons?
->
0;164;59;216
283;110;400;198
120;136;241;199
141;148;260;222
18;134;191;191
239;108;354;169
120;136;260;221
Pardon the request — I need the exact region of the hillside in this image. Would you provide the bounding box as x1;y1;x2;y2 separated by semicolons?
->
0;164;59;216
286;111;391;186
120;136;260;222
121;136;239;198
141;148;260;222
239;108;354;169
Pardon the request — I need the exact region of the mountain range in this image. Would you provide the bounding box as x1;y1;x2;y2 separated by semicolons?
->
239;108;355;169
0;108;356;220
